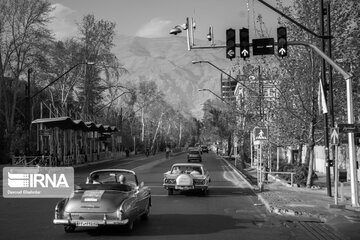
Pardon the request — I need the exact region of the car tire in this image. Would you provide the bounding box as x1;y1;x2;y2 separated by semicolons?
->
203;189;208;196
141;199;150;220
125;220;134;232
64;225;76;233
168;188;173;195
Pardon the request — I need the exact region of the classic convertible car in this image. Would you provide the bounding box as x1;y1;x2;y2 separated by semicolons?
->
53;169;151;233
163;163;210;195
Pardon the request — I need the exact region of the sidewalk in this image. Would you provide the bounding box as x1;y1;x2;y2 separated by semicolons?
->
224;157;360;238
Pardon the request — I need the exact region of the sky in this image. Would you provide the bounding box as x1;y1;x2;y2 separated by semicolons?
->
47;0;290;42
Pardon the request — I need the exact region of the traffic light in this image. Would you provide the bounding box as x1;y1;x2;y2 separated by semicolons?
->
226;28;236;59
239;28;249;59
277;27;287;57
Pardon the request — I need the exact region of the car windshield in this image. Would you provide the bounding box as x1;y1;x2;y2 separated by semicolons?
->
171;165;203;174
189;151;200;154
88;171;137;187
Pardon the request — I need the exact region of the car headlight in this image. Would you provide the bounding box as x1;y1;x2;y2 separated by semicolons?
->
120;198;135;214
193;178;206;185
164;178;176;184
116;208;123;219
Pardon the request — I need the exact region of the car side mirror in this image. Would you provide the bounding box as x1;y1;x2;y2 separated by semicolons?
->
139;182;144;188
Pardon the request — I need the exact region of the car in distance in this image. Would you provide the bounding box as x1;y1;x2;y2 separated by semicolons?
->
187;148;202;162
201;145;209;153
53;169;151;233
163;163;211;195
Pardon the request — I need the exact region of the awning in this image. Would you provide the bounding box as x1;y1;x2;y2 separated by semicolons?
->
32;117;118;132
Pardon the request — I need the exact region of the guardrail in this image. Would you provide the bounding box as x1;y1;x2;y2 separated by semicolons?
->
266;171;295;187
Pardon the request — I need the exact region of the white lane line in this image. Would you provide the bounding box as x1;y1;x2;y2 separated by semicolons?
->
218;157;254;190
147;185;241;189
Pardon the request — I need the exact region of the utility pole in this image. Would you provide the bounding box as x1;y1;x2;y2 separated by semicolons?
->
26;68;33;155
320;0;332;197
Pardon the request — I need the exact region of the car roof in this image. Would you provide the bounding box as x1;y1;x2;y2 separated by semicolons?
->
89;169;136;176
172;163;204;167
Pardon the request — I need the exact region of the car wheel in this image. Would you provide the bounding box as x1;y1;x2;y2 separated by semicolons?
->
141;200;150;220
168;188;173;195
202;189;208;196
64;225;76;233
125;220;134;232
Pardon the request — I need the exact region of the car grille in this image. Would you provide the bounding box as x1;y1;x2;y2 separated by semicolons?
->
193;179;206;185
164;178;176;184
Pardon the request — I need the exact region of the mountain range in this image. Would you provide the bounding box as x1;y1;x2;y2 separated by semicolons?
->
113;35;232;119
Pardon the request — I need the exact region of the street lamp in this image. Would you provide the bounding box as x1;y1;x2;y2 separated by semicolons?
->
30;61;95;100
198;88;230;105
24;61;94;155
27;61;95;129
192;60;257;95
94;91;133;115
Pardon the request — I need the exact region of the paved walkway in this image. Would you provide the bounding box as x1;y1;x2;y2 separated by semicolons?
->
224;158;360;239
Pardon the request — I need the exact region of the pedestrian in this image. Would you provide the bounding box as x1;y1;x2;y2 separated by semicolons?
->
166;146;170;159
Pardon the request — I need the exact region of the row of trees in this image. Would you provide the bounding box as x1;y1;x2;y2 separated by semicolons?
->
0;0;199;163
199;0;360;187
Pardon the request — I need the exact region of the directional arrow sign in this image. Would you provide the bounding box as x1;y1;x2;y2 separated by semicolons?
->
241;49;249;57
227;49;235;58
338;123;360;133
330;127;339;145
279;48;286;56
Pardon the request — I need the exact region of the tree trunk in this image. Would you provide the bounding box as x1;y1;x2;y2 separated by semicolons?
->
306;143;315;188
298;144;303;165
227;134;232;156
151;112;164;152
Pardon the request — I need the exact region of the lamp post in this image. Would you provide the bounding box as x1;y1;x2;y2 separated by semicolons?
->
93;91;133;115
198;88;229;105
25;62;94;152
192;60;257;95
30;62;95;100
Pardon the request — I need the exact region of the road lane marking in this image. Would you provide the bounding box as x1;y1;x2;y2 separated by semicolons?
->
147;185;242;189
218;157;254;190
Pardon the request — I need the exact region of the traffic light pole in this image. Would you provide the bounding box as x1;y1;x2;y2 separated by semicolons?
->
191;39;359;207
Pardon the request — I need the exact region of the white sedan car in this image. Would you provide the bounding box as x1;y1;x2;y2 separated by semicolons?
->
163;163;211;195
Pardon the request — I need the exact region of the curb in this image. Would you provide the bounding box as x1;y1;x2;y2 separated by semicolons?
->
219;156;330;221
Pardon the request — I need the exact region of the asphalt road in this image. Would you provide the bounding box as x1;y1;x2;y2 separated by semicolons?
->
0;152;343;240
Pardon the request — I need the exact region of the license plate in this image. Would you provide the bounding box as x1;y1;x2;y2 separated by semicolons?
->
176;186;192;190
74;221;99;227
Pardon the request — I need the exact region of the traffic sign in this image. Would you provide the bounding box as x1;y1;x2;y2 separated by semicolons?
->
338;123;360;133
252;38;274;56
330;127;339;145
254;127;268;140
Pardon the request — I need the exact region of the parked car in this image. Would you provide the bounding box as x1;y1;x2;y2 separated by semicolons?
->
163;163;211;195
53;169;151;233
187;148;202;162
201;145;209;153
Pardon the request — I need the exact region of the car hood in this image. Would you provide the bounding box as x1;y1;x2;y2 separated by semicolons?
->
65;190;130;213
